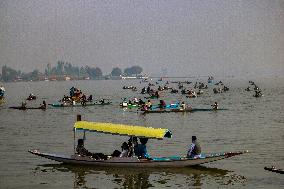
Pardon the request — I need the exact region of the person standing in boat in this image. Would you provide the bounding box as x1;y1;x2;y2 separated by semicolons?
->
187;136;201;158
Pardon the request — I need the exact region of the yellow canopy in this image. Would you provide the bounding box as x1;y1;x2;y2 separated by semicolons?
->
74;121;172;139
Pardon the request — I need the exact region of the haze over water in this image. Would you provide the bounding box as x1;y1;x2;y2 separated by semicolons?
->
0;77;283;188
0;0;284;77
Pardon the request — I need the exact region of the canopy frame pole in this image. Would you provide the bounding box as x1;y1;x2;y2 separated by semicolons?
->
73;128;75;155
74;114;82;155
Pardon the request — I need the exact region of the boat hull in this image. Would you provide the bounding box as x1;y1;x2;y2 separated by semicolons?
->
29;150;245;168
9;106;46;110
143;108;227;114
49;102;111;107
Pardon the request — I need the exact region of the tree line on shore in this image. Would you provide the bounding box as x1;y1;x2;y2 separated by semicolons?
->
0;62;143;82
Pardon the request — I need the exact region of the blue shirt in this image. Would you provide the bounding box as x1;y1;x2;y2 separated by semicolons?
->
134;144;149;158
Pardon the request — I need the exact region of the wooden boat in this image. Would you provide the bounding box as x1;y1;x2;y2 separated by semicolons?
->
142;108;227;114
264;166;284;174
9;106;46;110
29;115;247;168
29;150;246;168
49;101;111;107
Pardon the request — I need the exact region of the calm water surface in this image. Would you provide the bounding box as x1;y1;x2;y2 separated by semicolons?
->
0;78;283;188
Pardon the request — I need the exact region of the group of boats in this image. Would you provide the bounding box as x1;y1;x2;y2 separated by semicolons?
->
3;77;279;174
28;78;247;168
8;87;113;110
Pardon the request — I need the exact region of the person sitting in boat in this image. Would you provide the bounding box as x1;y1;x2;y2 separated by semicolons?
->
254;90;262;97
119;142;130;157
155;91;160;98
138;99;145;106
76;139;107;160
127;137;138;157
146;100;152;109
134;138;150;159
21;101;27;109
81;94;87;106
40;100;47;109
211;102;218;110
134;98;139;104
87;95;93;102
121;99;128;107
180;101;186;110
141;104;148;111
99;98;105;104
27;93;36;100
187;136;201;158
76;139;93;157
158;100;166;109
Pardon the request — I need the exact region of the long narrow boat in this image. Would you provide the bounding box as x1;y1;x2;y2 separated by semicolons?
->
264;166;284;174
142;108;227;114
49;102;111;108
29;150;245;167
9;106;46;110
29;115;247;168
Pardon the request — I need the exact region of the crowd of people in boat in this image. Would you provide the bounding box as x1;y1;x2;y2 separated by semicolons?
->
76;135;202;160
246;81;263;97
76;137;151;160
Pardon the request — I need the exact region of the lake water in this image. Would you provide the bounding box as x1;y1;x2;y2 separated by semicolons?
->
0;78;283;188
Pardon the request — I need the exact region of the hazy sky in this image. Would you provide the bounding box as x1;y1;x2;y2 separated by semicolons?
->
0;0;283;77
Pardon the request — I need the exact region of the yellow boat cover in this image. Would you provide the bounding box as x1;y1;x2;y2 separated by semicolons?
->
74;121;172;139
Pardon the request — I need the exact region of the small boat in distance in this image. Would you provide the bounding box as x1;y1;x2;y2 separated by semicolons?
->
29;115;247;168
26;94;37;101
0;85;5;100
208;76;214;84
264;166;284;174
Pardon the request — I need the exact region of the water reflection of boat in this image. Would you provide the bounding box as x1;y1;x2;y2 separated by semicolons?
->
36;164;246;188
